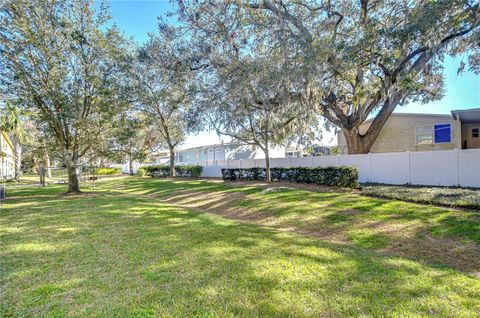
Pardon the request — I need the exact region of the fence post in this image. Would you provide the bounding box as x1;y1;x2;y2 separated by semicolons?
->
368;153;373;183
240;159;243;169
456;148;460;186
407;151;411;184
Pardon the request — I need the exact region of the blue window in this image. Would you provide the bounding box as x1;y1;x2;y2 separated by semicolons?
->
434;124;451;143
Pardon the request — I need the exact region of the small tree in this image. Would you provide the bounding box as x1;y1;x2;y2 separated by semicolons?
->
129;27;197;177
0;102;29;181
112;114;160;175
0;0;128;192
177;2;318;181
199;59;310;182
15;119;54;176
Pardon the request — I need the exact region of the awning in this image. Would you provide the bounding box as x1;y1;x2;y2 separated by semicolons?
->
451;108;480;124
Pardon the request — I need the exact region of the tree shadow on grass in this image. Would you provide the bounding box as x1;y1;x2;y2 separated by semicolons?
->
92;178;480;274
2;193;480;317
5;179;480;275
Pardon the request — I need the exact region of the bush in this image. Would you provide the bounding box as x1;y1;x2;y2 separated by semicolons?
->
179;165;203;178
143;165;203;178
136;168;146;177
221;166;359;188
95;167;121;175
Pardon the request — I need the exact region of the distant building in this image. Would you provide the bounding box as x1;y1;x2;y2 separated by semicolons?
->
153;150;170;165
285;145;332;157
0;132;14;180
156;142;285;165
337;108;480;154
285;146;304;157
311;145;332;156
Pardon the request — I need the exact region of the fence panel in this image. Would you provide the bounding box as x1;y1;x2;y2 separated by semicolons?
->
119;149;480;187
270;158;291;168
311;156;340;167
370;152;410;185
242;159;256;169
338;154;372;183
458;149;480;187
410;150;458;186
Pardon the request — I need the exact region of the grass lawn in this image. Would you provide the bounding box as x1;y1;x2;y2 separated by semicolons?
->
1;177;479;317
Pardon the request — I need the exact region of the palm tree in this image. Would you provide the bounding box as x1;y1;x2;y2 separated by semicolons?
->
0;102;29;181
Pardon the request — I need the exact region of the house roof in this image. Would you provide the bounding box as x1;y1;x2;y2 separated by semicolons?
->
176;142;242;152
451;108;480;124
360;112;452;126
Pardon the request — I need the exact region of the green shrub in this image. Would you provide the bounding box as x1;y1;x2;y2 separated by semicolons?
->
94;167;121;175
180;165;203;178
144;165;169;177
221;166;359;188
143;165;203;178
136;168;146;177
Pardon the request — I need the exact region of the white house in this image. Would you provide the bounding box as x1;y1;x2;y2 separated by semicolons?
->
156;142;286;165
0;132;14;180
285;145;332;157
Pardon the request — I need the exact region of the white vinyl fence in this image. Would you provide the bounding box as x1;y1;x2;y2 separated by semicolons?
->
182;149;480;187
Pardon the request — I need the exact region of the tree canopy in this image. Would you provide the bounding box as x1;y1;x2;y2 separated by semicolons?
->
176;0;480;154
0;0;129;192
129;26;199;176
1;0;478;187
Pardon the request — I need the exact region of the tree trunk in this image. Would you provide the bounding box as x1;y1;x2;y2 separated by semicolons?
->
13;138;22;181
342;128;374;154
66;159;80;193
44;152;52;178
128;154;134;176
263;144;271;182
169;146;176;177
32;156;39;174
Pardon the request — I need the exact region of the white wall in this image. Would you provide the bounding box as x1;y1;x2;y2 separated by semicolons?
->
176;144;286;164
186;149;480;187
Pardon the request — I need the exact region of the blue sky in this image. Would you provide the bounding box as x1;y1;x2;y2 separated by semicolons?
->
106;0;480;147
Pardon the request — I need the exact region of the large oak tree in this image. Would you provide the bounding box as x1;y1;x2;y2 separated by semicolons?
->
177;0;480;154
0;0;128;192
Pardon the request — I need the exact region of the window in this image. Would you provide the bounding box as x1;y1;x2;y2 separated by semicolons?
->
434;124;451;143
416;126;433;144
473;128;479;138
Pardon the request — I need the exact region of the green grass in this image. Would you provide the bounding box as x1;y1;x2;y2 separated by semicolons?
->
362;184;480;209
1;177;480;317
101;177;480;246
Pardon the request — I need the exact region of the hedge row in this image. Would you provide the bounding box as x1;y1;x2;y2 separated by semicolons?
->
143;165;203;178
221;166;359;188
94;167;122;175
